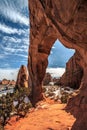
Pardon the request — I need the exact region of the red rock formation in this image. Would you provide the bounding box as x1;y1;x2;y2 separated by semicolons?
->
58;53;83;89
1;79;10;85
43;73;52;85
28;0;87;100
16;65;28;88
1;79;16;86
28;0;87;129
9;80;16;86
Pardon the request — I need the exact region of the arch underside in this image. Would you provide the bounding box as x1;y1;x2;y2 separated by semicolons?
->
28;0;87;129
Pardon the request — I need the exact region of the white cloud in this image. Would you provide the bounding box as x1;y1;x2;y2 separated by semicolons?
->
14;54;28;58
0;23;18;34
52;46;55;49
22;38;29;45
6;10;29;26
0;0;29;70
3;47;16;53
0;23;26;35
0;67;65;81
7;37;21;43
0;69;19;81
50;51;53;55
0;0;29;26
46;68;65;78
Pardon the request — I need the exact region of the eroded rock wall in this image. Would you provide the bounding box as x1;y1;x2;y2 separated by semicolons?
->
28;0;87;129
59;53;83;89
28;0;87;102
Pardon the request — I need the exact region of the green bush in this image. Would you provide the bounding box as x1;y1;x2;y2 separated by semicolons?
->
61;94;69;103
0;85;32;128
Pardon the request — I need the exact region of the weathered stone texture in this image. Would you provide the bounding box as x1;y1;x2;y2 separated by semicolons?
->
16;65;28;88
28;0;87;129
59;53;83;89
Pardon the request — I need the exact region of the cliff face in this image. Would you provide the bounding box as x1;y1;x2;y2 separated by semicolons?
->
59;53;83;89
28;0;87;129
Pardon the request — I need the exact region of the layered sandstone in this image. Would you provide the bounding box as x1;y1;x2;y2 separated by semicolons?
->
58;53;83;89
28;0;87;129
16;65;28;88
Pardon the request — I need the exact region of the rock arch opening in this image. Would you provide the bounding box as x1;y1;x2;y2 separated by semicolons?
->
42;39;83;102
47;39;83;90
28;0;87;129
48;39;75;69
28;0;86;106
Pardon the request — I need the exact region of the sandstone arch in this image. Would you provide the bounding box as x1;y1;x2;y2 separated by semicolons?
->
28;0;87;129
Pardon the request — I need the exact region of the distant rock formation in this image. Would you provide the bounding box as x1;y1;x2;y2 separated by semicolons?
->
43;73;52;85
1;79;16;86
16;65;28;88
9;80;16;85
1;79;10;85
57;53;83;89
28;0;87;129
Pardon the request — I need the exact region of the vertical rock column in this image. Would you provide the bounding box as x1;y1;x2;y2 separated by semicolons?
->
16;65;28;88
28;0;57;105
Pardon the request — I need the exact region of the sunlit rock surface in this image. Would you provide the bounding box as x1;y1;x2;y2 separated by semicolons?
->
28;0;87;129
16;65;28;88
59;53;83;89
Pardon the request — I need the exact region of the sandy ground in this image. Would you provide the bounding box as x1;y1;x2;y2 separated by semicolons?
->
5;100;75;130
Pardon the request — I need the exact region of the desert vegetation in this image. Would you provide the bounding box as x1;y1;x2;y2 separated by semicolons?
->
0;86;32;129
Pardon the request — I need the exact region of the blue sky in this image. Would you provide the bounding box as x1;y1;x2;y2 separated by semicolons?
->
0;0;75;80
0;0;29;69
48;39;75;68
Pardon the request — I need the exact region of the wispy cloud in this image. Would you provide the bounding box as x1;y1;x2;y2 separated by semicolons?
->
0;0;29;75
1;35;28;54
0;23;18;34
3;37;22;44
14;54;28;58
0;0;29;26
0;23;26;35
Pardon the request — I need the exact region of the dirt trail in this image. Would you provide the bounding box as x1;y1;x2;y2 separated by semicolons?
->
5;101;75;130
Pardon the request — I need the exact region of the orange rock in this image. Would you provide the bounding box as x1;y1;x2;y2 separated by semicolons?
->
16;65;28;88
59;53;83;89
1;79;10;85
28;0;87;129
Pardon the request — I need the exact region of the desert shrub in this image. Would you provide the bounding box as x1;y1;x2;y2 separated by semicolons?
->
0;85;32;128
13;86;32;117
61;94;69;103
